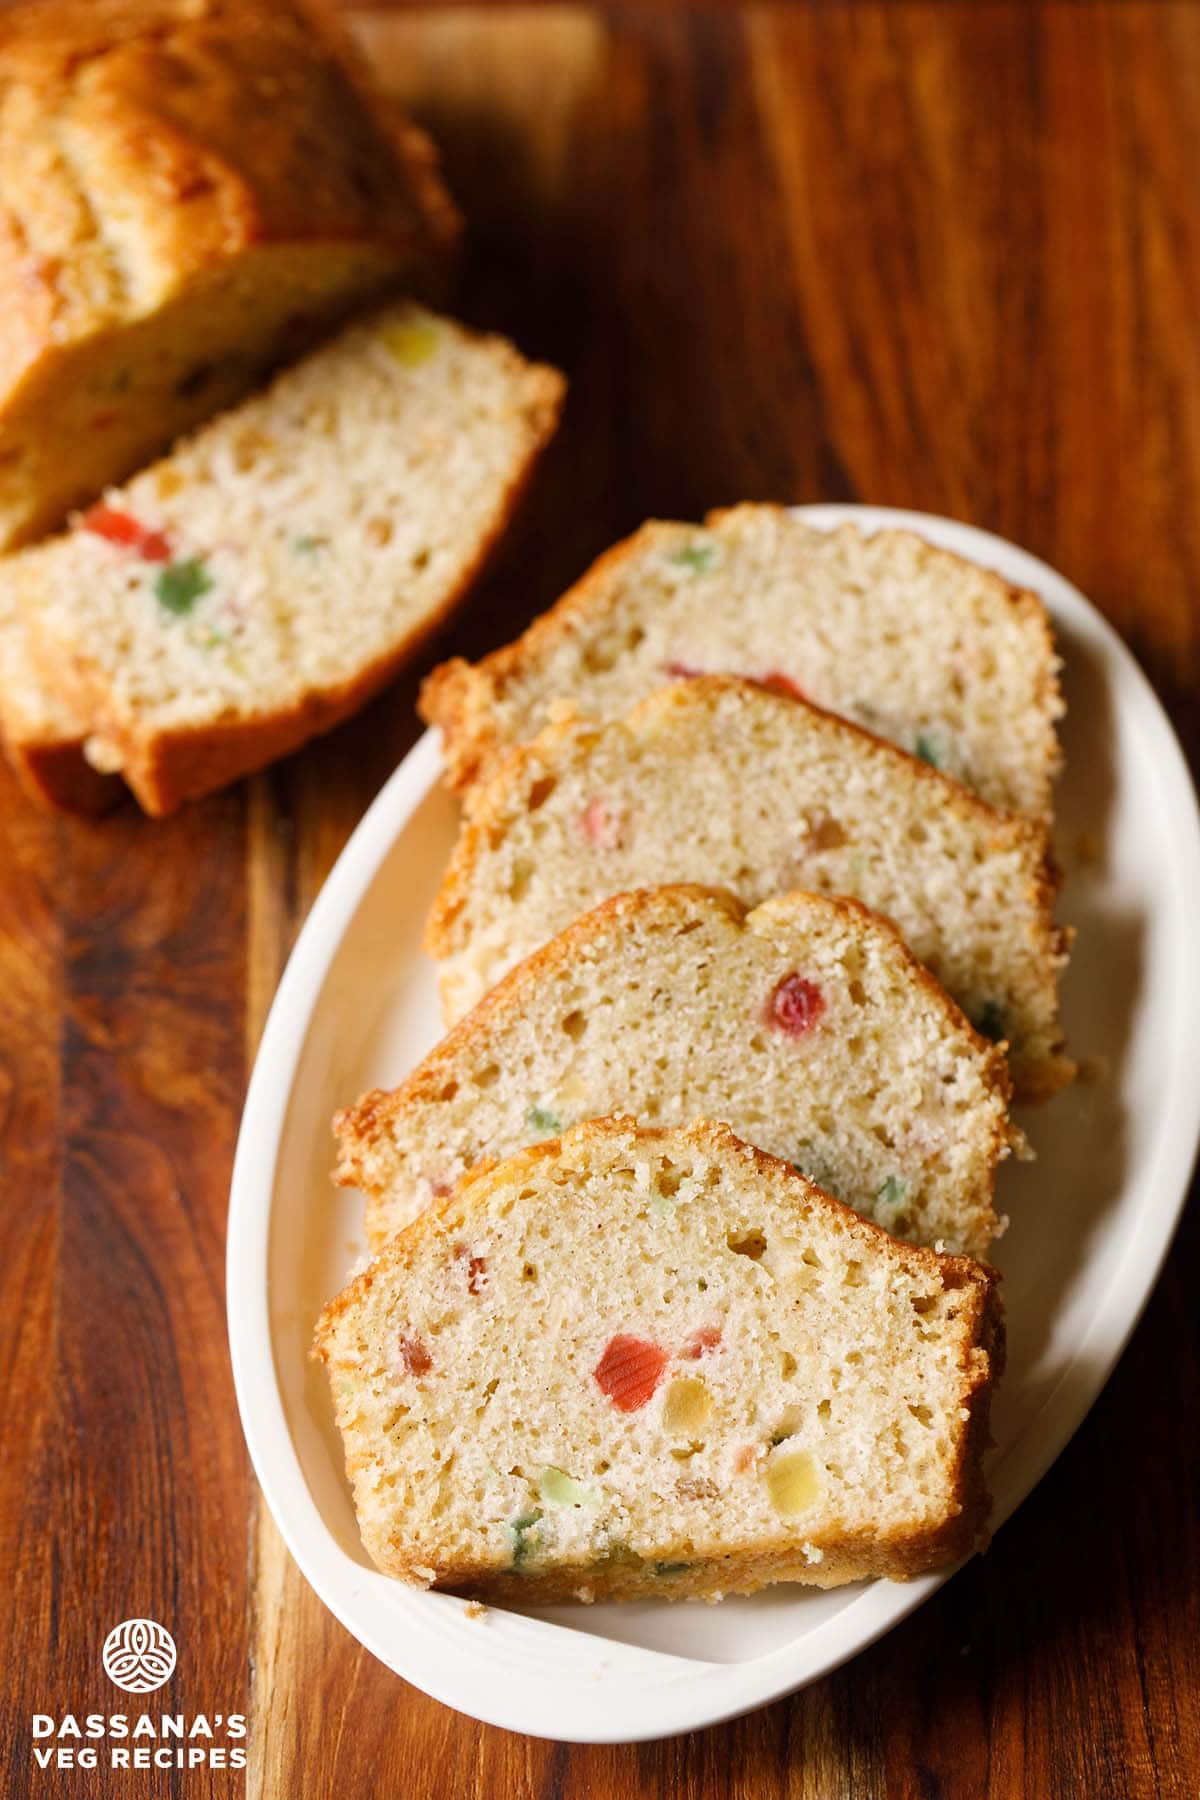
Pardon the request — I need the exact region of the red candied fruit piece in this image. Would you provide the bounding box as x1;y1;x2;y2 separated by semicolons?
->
663;659;704;681
397;1333;433;1377
684;1325;723;1359
579;795;621;849
594;1334;669;1412
759;670;808;703
81;505;172;562
454;1243;488;1294
765;972;825;1039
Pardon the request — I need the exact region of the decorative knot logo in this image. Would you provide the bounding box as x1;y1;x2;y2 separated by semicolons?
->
102;1620;177;1694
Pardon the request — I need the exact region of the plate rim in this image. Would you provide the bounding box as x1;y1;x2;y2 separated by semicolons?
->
227;506;1200;1742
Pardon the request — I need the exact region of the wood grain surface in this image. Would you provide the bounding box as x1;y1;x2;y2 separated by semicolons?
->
2;3;1198;1796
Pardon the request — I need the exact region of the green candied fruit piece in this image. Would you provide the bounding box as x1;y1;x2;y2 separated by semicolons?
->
154;557;213;616
509;1508;544;1570
876;1174;908;1209
667;540;720;575
537;1467;598;1508
976;1000;1006;1043
526;1105;562;1137
382;317;441;367
292;534;328;555
914;732;943;769
652;1561;691;1578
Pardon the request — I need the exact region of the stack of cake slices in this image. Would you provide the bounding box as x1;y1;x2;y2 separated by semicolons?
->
317;508;1073;1604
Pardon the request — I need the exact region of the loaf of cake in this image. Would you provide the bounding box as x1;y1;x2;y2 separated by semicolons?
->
0;0;460;549
338;885;1016;1259
421;508;1063;817
426;678;1072;1098
0;588;120;812
315;1118;1003;1602
7;303;564;814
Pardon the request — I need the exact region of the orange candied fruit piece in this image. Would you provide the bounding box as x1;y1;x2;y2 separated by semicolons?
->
765;972;825;1038
81;504;172;562
397;1333;433;1377
684;1325;723;1359
594;1334;669;1412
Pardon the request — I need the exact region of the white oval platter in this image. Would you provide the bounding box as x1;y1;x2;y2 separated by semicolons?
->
228;506;1200;1743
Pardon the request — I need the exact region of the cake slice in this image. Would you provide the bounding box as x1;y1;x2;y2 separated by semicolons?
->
339;885;1015;1259
315;1118;1004;1602
0;591;121;812
427;678;1072;1099
8;302;563;815
420;506;1063;817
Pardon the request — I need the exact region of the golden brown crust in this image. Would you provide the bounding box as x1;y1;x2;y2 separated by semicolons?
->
0;589;124;810
314;1117;1003;1597
0;0;461;403
0;0;462;545
419;509;1064;816
334;882;1014;1209
423;675;1072;1100
28;358;564;816
444;1537;956;1601
2;731;124;814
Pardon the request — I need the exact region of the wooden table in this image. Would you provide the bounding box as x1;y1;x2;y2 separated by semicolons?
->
3;3;1198;1795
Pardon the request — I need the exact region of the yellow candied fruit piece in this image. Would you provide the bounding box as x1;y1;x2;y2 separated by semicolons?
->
155;467;185;500
663;1377;713;1435
766;1448;823;1517
231;426;277;471
382;318;441;367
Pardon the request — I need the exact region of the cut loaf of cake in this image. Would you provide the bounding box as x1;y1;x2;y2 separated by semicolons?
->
0;0;460;548
421;507;1063;817
339;885;1015;1259
0;587;120;812
315;1118;1004;1602
427;678;1072;1098
8;303;564;814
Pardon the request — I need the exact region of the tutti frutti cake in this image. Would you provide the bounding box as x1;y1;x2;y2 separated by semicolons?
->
337;884;1016;1260
4;302;563;814
315;1118;1004;1603
426;676;1072;1099
420;505;1063;819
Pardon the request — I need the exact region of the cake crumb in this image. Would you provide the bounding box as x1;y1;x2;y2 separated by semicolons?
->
1077;1054;1110;1085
